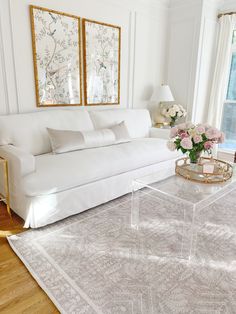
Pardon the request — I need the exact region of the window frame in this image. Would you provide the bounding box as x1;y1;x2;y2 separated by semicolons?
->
220;30;236;154
225;31;236;104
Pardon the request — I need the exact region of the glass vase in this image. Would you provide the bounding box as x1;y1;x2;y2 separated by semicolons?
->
189;151;201;164
170;119;175;128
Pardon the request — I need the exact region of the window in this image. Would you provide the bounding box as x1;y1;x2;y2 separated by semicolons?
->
220;30;236;150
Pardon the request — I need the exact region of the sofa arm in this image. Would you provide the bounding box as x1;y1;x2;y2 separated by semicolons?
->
149;127;170;140
0;145;35;177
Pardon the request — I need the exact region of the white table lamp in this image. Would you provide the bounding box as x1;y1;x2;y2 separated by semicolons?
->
151;85;174;103
151;85;174;127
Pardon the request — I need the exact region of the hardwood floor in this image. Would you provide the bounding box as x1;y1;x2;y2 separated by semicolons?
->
0;203;58;313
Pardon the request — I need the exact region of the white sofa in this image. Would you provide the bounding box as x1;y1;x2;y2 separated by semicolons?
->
0;108;179;228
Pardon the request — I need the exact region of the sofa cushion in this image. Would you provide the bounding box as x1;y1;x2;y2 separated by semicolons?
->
23;138;180;197
89;109;152;139
47;121;130;154
0;110;94;155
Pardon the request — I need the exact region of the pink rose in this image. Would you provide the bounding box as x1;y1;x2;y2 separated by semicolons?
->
204;141;213;150
170;127;178;139
180;137;193;150
205;128;221;140
195;125;205;135
180;132;189;139
193;134;202;143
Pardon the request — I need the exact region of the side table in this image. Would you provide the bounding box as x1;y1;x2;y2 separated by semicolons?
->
0;157;11;217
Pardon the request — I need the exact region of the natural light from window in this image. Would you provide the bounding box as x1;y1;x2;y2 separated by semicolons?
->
220;30;236;151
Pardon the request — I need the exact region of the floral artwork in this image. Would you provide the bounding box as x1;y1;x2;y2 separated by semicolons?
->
82;19;121;105
167;122;225;163
30;6;82;106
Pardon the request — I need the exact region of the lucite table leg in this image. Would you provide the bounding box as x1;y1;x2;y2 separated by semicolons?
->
189;205;197;261
181;204;194;260
180;206;186;258
131;182;141;230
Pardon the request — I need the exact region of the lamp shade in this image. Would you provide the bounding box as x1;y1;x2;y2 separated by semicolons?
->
151;85;174;102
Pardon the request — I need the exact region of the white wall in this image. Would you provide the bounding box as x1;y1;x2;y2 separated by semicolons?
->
0;0;169;115
167;0;236;124
167;0;203;121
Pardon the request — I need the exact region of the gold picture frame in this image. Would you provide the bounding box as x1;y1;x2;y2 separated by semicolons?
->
30;5;82;107
82;19;121;106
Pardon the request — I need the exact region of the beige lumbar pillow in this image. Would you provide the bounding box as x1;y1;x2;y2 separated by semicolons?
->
47;121;130;154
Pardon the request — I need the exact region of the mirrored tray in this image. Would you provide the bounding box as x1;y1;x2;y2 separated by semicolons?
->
175;156;233;183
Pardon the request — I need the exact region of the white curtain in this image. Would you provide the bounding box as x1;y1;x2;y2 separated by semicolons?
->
208;15;236;128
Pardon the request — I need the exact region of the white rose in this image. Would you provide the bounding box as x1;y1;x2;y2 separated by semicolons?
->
173;105;179;112
177;111;183;117
169;108;176;117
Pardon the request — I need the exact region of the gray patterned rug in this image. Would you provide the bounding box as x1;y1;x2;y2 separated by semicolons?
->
8;191;236;314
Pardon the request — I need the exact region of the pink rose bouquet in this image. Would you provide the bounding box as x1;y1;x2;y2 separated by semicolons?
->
167;123;225;163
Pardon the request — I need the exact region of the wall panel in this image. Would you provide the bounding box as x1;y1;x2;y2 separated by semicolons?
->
167;0;203;121
0;15;9;114
133;11;168;109
0;0;169;115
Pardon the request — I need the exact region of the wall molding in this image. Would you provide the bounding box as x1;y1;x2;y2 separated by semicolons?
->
0;14;10;114
127;11;132;108
187;17;199;121
8;0;20;113
126;11;137;109
131;11;137;109
0;0;169;114
192;16;206;123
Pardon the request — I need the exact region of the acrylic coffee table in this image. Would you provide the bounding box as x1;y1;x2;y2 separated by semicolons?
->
131;169;236;261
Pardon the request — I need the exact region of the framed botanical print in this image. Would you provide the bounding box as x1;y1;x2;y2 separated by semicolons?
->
30;6;82;107
82;19;121;105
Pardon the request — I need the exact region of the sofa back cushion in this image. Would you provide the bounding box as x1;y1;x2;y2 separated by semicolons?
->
47;121;131;154
89;109;152;139
0;110;94;155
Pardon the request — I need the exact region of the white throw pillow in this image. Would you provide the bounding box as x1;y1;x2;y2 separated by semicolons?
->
47;121;130;154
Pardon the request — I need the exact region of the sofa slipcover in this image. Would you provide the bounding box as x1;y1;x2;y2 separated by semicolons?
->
0;110;94;155
0;108;179;228
23;138;180;197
